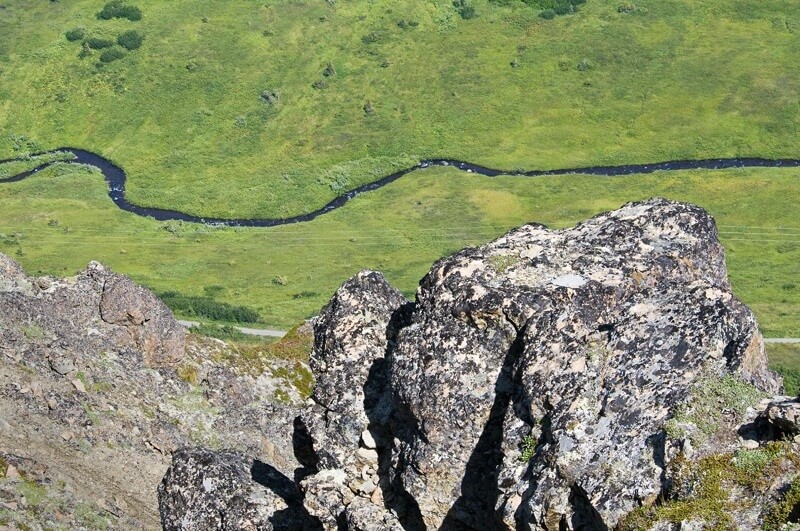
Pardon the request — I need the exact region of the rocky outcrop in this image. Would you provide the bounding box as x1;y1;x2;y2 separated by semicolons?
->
158;199;784;530
0;258;185;368
0;255;312;528
293;198;780;530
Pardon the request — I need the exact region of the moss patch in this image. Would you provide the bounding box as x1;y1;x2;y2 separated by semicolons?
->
664;375;766;445
620;442;799;530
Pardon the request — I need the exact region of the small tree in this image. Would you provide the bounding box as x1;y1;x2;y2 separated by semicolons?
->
453;0;476;19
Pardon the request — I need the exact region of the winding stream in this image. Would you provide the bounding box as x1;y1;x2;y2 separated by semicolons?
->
2;147;800;227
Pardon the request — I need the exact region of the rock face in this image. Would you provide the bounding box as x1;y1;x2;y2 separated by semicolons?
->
158;199;782;530
0;258;185;367
293;198;780;530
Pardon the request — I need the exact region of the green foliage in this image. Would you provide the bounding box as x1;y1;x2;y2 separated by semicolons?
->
97;0;142;21
453;0;476;20
539;9;556;19
772;365;800;396
17;480;48;508
21;324;46;340
160;291;260;323
0;456;7;477
768;344;800;395
271;362;314;399
117;30;143;51
64;27;85;42
85;37;114;50
519;434;537;462
620;444;796;530
764;474;800;530
99;47;126;63
191;323;249;342
176;363;200;385
664;375;766;445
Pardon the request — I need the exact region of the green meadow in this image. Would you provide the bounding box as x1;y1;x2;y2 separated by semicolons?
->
0;159;797;338
0;0;798;338
2;0;800;219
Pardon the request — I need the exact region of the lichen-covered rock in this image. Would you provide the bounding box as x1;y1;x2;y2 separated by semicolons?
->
344;497;404;530
299;198;780;530
158;447;317;530
759;397;800;436
300;270;408;471
0;257;184;368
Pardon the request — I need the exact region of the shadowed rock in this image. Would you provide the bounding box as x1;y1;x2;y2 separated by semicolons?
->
158;447;320;530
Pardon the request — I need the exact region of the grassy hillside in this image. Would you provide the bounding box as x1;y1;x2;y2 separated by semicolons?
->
1;0;798;335
2;0;800;219
0;160;797;335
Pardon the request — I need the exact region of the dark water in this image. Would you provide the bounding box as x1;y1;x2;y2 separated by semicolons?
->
2;148;800;227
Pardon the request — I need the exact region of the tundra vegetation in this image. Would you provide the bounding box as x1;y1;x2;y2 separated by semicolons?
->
0;1;797;351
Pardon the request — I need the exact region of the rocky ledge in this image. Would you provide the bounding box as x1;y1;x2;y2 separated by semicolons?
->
0;256;312;529
161;198;797;529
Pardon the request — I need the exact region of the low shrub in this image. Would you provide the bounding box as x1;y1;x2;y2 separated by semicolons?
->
539;9;556;19
453;0;476;19
99;47;125;63
160;291;260;323
117;30;143;51
97;0;142;21
65;27;85;42
86;37;115;50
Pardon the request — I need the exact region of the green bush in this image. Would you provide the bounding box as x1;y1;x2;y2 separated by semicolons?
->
86;37;115;50
539;9;556;19
554;4;572;14
764;474;800;530
97;0;142;21
99;47;125;63
65;27;85;42
117;30;143;51
160;291;260;323
453;0;476;19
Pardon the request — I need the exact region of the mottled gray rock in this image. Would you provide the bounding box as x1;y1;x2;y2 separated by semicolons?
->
344;497;404;530
300;469;352;529
300;270;408;471
760;397;800;436
299;198;780;530
158;447;317;531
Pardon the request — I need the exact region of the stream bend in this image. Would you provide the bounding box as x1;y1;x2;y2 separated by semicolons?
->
2;148;799;227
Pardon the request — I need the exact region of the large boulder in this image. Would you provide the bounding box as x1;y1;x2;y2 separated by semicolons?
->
100;270;185;366
0;256;184;367
299;198;780;529
158;447;318;530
